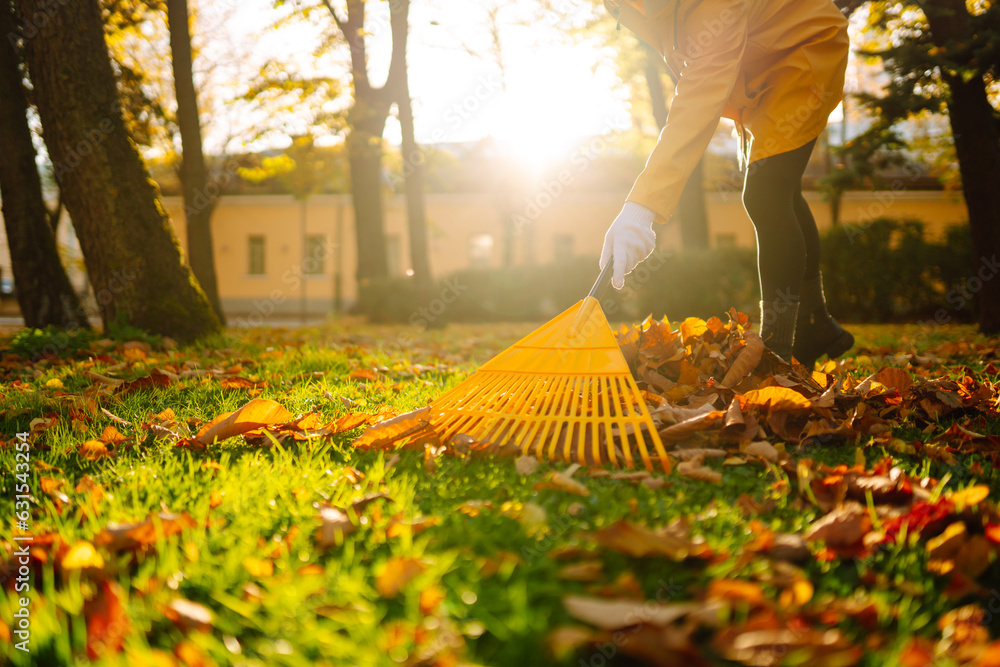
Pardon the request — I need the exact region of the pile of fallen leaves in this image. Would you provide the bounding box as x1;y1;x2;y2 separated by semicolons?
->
354;309;1000;473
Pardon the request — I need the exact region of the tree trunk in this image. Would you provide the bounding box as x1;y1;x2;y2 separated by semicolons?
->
19;0;220;341
166;0;225;323
388;0;432;300
921;0;1000;334
644;46;709;248
0;0;88;330
940;74;1000;333
319;0;391;306
348;104;390;286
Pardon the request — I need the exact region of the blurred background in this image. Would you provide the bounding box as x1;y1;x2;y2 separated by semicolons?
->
0;0;988;331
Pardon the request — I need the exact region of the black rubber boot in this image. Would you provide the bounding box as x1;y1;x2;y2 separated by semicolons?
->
792;275;854;368
759;299;799;362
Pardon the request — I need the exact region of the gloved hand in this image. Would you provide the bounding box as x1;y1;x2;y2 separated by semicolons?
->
600;202;657;289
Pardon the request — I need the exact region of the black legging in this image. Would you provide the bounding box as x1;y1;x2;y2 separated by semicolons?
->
742;138;821;304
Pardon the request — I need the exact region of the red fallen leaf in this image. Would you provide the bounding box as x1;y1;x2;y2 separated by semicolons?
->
740;386;812;411
117;368;172;394
85;580;129;659
985;524;1000;545
195;398;294;445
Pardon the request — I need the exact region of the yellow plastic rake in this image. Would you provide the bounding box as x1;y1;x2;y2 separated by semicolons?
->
429;263;669;472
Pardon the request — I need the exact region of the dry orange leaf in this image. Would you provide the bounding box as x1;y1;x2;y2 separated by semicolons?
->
95;512;197;551
100;425;128;444
195;398;293;445
874;367;913;395
376;557;426;598
563;595;702;630
804;503;868;547
349;368;378;382
707;579;765;606
590;519;690;560
79;439;112;460
333;412;370;434
676;459;722;483
721;331;764;387
353;407;431;450
535;464;590;496
85;580;129;659
419;586;446;615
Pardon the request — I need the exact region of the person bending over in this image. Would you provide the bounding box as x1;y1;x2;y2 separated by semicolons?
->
600;0;854;366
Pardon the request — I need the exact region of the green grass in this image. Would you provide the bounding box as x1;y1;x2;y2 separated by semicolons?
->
1;321;999;666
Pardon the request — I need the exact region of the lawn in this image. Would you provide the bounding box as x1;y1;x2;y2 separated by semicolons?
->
2;316;1000;667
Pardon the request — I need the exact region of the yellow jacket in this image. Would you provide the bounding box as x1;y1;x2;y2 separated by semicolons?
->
606;0;850;222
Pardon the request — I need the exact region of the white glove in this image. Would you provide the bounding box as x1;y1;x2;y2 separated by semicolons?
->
600;202;657;289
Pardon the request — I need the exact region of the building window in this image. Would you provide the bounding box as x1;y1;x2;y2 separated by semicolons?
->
304;235;327;275
469;233;494;267
554;234;574;262
248;235;265;275
715;233;737;248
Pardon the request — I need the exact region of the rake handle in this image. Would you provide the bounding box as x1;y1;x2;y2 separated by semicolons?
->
588;260;614;300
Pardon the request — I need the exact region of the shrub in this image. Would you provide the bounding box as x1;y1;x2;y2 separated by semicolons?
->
633;247;759;322
8;326;95;360
820;218;974;322
355;219;978;325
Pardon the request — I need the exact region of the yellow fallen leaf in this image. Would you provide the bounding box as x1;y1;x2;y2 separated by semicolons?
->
45;378;64;389
740;386;811;411
62;541;104;570
242;557;274;577
950;485;989;509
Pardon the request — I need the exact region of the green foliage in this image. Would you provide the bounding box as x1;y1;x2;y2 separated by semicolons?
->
820;218;974;322
355;258;627;325
8;326;96;360
633;247;759;322
358;222;980;326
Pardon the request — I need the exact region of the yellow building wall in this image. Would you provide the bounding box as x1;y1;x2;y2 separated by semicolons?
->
159;188;969;316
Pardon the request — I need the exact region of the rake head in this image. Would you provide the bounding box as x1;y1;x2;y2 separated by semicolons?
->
429;296;669;471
